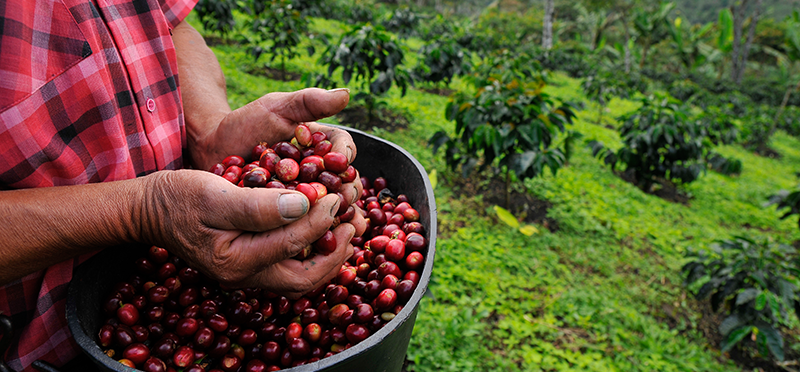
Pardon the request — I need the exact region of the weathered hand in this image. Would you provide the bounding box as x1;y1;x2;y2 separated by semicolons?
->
138;169;365;296
189;88;353;171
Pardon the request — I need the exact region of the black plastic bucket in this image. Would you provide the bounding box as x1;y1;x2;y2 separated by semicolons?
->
66;127;437;372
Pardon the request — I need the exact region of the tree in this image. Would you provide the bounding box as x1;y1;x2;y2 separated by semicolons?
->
633;1;675;69
582;0;644;73
543;0;555;50
574;5;619;51
668;18;714;72
730;0;763;84
775;10;800;123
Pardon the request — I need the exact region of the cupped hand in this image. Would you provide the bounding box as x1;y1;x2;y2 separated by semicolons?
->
138;169;366;297
189;88;354;172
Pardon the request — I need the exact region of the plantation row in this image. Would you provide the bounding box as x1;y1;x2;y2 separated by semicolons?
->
192;0;800;369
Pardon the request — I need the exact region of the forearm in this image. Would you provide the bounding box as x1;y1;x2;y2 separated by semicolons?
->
0;179;144;285
172;20;231;169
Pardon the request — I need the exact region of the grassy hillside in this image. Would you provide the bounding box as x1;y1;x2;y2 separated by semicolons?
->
187;11;800;371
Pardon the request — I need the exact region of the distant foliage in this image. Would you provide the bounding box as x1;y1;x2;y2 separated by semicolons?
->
530;43;594;78
289;0;330;17
336;0;377;24
777;106;800;137
316;23;411;123
413;38;471;88
766;187;800;231
683;237;800;362
195;0;238;38
430;51;577;201
317;23;410;96
582;70;635;125
244;0;309;71
468;10;543;57
382;7;420;39
694;106;739;146
740;105;776;155
693;106;742;175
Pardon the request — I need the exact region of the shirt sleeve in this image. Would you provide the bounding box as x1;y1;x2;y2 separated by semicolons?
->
160;0;199;28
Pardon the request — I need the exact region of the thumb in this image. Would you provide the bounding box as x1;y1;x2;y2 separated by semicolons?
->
257;88;350;123
201;177;312;232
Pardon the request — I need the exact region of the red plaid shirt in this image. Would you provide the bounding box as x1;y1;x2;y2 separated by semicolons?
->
0;0;197;370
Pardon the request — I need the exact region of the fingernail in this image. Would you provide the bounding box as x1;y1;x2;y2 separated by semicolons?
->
346;145;354;163
330;198;341;217
327;88;350;95
279;193;308;219
351;185;359;205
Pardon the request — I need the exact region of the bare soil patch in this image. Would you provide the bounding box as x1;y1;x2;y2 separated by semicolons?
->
417;86;456;97
617;169;692;205
752;145;782;159
203;35;238;47
448;173;558;231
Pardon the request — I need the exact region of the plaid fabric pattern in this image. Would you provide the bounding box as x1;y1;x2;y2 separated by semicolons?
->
0;0;197;370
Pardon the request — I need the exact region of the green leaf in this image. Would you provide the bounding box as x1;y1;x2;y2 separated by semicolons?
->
518;225;539;236
735;288;759;306
428;169;438;190
755;292;767;311
720;326;752;353
756;324;785;361
717;8;733;51
493;205;520;229
719;314;745;336
768;293;781;320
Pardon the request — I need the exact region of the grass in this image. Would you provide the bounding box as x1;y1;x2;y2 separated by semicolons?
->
187;12;800;371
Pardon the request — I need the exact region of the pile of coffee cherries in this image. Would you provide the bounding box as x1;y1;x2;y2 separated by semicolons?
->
97;126;428;371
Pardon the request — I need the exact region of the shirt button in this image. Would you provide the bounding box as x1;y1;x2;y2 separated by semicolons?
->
146;98;156;112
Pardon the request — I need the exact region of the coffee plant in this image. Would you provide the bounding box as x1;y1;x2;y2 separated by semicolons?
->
683;237;800;362
290;0;329;17
413;38;471;88
588;93;709;191
244;0;308;72
766;187;800;231
430;51;577;207
694;106;742;176
316;23;412;123
195;0;238;39
382;7;420;39
338;0;376;24
582;70;634;125
740;105;777;156
419;14;460;41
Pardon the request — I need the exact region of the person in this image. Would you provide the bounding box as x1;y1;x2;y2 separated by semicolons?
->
0;0;366;370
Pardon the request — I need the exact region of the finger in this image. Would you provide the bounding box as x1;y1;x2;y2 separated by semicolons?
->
200;176;312;232
306;123;357;164
258;88;350;124
338;175;363;207
347;206;368;237
225;194;341;270
254;223;356;298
